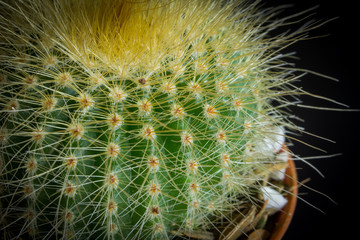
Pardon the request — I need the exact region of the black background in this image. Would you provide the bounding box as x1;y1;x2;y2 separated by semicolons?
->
263;0;360;239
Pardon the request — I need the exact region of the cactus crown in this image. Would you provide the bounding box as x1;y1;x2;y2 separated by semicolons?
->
1;0;319;239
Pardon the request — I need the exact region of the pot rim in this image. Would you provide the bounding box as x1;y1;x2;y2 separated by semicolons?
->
269;148;298;240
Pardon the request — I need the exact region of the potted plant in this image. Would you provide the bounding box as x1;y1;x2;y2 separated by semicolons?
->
0;1;336;239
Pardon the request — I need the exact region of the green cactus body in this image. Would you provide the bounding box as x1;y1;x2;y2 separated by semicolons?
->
1;0;302;239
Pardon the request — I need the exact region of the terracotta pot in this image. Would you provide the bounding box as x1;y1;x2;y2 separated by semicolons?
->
221;147;298;240
269;155;298;240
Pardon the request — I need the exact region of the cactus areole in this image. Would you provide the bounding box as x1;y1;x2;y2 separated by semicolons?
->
0;1;319;239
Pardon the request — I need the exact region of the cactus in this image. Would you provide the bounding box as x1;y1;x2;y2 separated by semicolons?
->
0;0;319;239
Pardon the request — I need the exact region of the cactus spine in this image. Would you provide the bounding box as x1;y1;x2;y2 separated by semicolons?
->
1;0;312;239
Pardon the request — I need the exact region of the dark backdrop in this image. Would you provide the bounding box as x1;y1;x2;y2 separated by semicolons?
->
263;0;359;239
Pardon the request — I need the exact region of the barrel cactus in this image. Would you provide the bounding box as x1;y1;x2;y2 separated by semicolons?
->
0;0;318;239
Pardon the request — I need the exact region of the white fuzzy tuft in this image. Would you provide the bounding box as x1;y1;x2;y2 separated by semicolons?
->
270;168;287;181
261;186;288;211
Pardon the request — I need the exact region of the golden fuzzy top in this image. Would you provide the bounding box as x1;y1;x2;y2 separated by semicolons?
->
1;0;296;78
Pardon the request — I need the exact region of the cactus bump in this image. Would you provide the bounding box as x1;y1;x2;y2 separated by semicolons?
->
1;0;314;239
